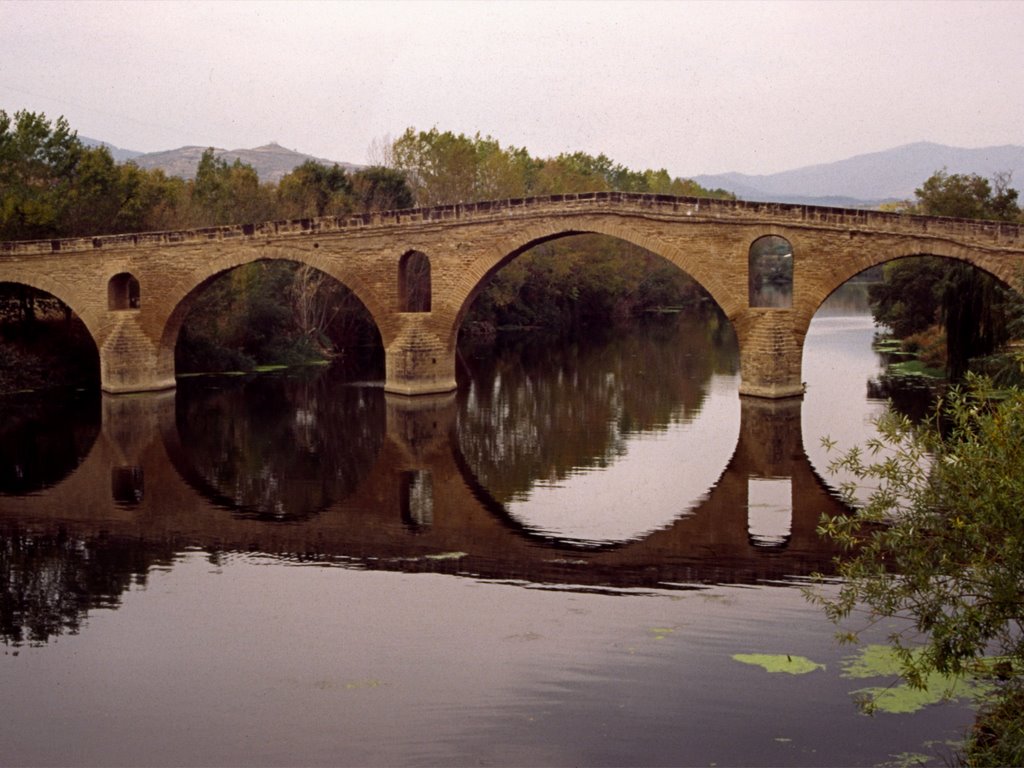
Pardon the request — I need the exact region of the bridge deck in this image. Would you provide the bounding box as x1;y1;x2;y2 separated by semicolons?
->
3;192;1022;256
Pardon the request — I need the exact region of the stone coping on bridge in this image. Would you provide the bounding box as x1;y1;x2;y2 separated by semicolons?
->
3;192;1022;256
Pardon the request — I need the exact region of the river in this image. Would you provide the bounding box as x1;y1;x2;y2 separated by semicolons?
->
0;285;973;766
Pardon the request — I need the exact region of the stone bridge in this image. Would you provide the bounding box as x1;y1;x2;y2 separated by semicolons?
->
3;193;1024;398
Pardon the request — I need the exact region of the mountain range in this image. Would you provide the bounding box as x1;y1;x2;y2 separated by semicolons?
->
83;137;1024;208
692;142;1024;207
80;138;362;182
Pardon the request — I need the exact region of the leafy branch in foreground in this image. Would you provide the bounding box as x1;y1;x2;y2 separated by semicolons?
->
809;374;1024;763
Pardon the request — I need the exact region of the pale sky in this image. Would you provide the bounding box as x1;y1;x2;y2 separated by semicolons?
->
2;0;1022;177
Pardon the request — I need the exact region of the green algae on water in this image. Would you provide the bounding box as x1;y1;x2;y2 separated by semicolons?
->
841;644;993;714
732;653;825;675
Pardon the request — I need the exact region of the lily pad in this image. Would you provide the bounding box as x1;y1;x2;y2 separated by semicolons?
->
732;653;825;675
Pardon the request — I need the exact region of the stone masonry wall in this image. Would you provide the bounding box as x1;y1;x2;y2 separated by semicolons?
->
2;194;1024;396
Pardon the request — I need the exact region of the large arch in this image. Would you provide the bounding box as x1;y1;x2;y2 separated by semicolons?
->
802;239;1023;323
0;279;102;391
0;276;101;354
445;218;745;349
157;248;389;383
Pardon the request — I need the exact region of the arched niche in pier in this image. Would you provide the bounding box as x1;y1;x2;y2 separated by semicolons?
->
108;272;141;310
399;251;432;312
748;235;793;308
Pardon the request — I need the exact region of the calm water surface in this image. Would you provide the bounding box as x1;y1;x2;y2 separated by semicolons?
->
0;288;973;766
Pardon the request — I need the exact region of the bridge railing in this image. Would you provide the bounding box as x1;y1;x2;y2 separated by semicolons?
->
2;192;1022;255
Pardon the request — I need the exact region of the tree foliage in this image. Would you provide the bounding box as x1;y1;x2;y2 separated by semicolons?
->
915;169;1019;221
0;110;196;239
812;377;1024;764
349;166;414;213
175;261;379;373
277;160;353;219
389;127;734;207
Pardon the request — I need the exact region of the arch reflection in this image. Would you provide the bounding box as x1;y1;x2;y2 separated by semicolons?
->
0;379;855;646
456;310;740;545
0;392;100;496
168;370;385;521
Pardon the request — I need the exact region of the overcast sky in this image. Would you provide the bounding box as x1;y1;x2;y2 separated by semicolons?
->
2;0;1022;177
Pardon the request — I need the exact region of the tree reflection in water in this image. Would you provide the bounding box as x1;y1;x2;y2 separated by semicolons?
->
0;391;100;495
457;307;737;507
1;304;880;646
0;526;176;646
173;369;385;521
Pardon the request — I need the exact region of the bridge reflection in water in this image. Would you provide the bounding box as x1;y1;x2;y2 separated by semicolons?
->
0;378;851;645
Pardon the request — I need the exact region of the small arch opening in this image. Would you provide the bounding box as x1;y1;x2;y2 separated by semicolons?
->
108;273;141;311
749;236;793;308
747;476;792;548
111;466;145;506
401;470;434;531
399;251;432;312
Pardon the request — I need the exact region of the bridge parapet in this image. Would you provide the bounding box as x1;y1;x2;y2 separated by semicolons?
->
3;192;1022;257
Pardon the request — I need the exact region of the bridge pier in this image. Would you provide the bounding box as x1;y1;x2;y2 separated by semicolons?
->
735;310;805;399
99;311;176;394
383;317;458;396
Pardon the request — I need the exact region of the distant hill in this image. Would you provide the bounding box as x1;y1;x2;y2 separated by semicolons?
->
693;142;1024;207
80;135;1024;204
129;142;363;182
80;136;362;182
80;136;143;163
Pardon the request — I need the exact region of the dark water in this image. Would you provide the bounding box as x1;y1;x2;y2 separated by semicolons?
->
0;289;973;767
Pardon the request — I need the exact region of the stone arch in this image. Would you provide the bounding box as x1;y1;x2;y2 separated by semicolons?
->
0;274;101;346
804;239;1023;323
748;235;793;308
157;249;387;381
445;216;743;348
107;272;140;310
0;277;103;389
398;250;432;312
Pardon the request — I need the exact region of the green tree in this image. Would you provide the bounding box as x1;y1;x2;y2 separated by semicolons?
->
0;110;86;239
915;169;1019;221
112;163;189;232
349;166;414;212
868;256;948;338
464;235;705;334
277;160;353;219
391;127;481;206
813;377;1024;765
188;149;274;227
388;126;735;207
59;143;124;236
